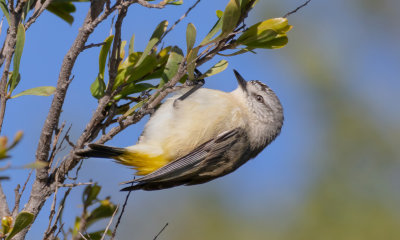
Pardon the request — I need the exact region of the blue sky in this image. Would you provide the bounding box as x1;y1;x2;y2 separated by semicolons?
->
1;0;399;238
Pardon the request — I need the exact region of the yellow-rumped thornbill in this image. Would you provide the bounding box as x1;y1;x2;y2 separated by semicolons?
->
76;70;284;191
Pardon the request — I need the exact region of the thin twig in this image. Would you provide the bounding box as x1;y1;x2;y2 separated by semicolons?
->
25;0;54;29
100;205;119;240
78;232;88;240
43;171;60;239
110;187;133;239
158;0;201;46
283;0;312;18
12;169;33;218
153;223;169;240
57;182;93;188
83;42;106;50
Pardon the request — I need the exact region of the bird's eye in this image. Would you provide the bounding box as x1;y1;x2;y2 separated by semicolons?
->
255;95;264;103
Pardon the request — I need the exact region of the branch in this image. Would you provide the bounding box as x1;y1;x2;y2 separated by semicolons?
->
110;186;133;240
12;169;33;218
0;183;10;219
136;0;168;9
83;42;106;50
153;223;169;240
283;0;312;18
0;14;19;133
25;0;54;29
157;0;201;46
14;1;140;239
100;205;119;240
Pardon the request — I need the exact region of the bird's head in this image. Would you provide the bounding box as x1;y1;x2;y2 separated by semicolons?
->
233;69;284;147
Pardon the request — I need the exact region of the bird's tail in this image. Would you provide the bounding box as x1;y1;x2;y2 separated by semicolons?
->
76;143;125;159
76;143;169;176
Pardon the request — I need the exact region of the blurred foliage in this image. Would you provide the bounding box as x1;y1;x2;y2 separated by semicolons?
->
68;183;117;240
0;212;34;240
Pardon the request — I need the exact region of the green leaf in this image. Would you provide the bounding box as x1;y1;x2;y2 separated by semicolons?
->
11;86;56;98
86;200;117;227
236;18;291;46
46;2;76;24
221;0;240;36
245;35;288;49
198;60;228;79
22;0;34;21
9;23;25;94
99;35;114;77
167;0;183;5
135;20;168;68
84;229;112;240
217;47;255;56
187;47;199;81
118;83;156;98
239;0;258;10
23;161;49;169
186;23;196;52
126;53;158;83
119;40;127;60
216;10;223;18
90;75;106;99
123;99;146;117
200;12;223;45
1;216;12;235
91;35;114;99
5;212;34;240
0;0;10;23
128;34;135;54
161;46;183;87
82;184;101;207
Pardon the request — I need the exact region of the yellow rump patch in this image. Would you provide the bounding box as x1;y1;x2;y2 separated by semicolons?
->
113;151;170;175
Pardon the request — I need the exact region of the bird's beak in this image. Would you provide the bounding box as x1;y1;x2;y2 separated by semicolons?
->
233;69;247;92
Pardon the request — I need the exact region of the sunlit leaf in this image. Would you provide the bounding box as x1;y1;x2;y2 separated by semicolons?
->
128;34;135;54
119;40;127;60
217;48;255;56
187;47;199;81
118;82;156;99
135;20;168;67
236;18;291;46
245;35;288;49
99;35;114;77
11;86;56;98
198;60;228;79
0;0;10;23
91;35;114;99
186;23;196;52
23;161;49;169
126;53;158;83
200;11;223;45
91;75;106;99
161;46;183;87
9;23;25;94
221;0;240;36
1;216;12;235
167;0;183;5
5;212;34;240
123;99;146;117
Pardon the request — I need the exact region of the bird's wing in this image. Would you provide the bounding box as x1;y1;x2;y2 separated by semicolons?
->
120;128;243;191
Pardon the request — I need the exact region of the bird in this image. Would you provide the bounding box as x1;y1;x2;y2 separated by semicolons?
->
76;70;284;191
